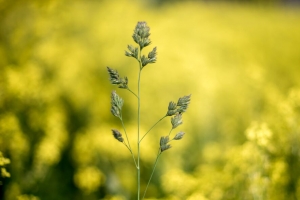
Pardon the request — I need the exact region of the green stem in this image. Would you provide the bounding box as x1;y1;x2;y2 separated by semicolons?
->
140;116;166;143
127;87;138;99
120;119;137;168
122;142;138;168
137;50;143;200
142;149;161;200
168;128;173;137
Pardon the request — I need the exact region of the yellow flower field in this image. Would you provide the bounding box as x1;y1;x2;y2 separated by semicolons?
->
0;0;300;199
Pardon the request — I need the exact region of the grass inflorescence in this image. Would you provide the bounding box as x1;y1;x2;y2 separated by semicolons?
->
107;21;191;199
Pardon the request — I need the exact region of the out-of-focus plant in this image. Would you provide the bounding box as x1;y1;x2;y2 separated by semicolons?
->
0;151;10;184
107;22;191;199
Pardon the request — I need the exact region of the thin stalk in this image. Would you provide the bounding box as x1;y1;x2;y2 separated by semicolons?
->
142;149;161;200
168;128;173;137
120;119;137;168
127;88;138;98
122;142;137;166
137;49;143;200
140;116;166;143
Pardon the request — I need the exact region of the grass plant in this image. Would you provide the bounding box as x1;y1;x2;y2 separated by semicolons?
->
107;22;191;199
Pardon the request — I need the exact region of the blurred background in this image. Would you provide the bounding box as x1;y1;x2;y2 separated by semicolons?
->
1;0;300;199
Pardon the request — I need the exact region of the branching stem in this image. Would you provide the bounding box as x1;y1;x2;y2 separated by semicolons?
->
120;118;137;168
168;128;173;137
140;116;166;143
142;149;161;200
127;88;138;98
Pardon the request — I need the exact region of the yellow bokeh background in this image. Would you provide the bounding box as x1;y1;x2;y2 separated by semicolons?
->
1;0;300;199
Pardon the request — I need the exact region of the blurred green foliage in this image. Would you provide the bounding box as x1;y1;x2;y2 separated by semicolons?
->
0;0;300;199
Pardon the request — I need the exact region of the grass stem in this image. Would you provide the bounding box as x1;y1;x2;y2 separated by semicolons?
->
120;119;137;168
140;116;166;143
142;149;161;200
137;52;143;200
127;88;138;98
168;128;173;137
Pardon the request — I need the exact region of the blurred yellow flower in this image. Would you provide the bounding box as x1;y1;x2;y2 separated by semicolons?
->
74;166;105;193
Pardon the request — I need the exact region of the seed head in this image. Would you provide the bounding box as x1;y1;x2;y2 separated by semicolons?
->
107;67;128;89
112;129;124;142
168;101;177;110
160;136;171;152
125;45;139;59
141;55;148;67
171;113;183;129
166;101;177;116
147;47;157;63
132;21;151;50
173;131;185;140
177;94;191;114
177;94;191;106
111;91;124;118
140;47;157;68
